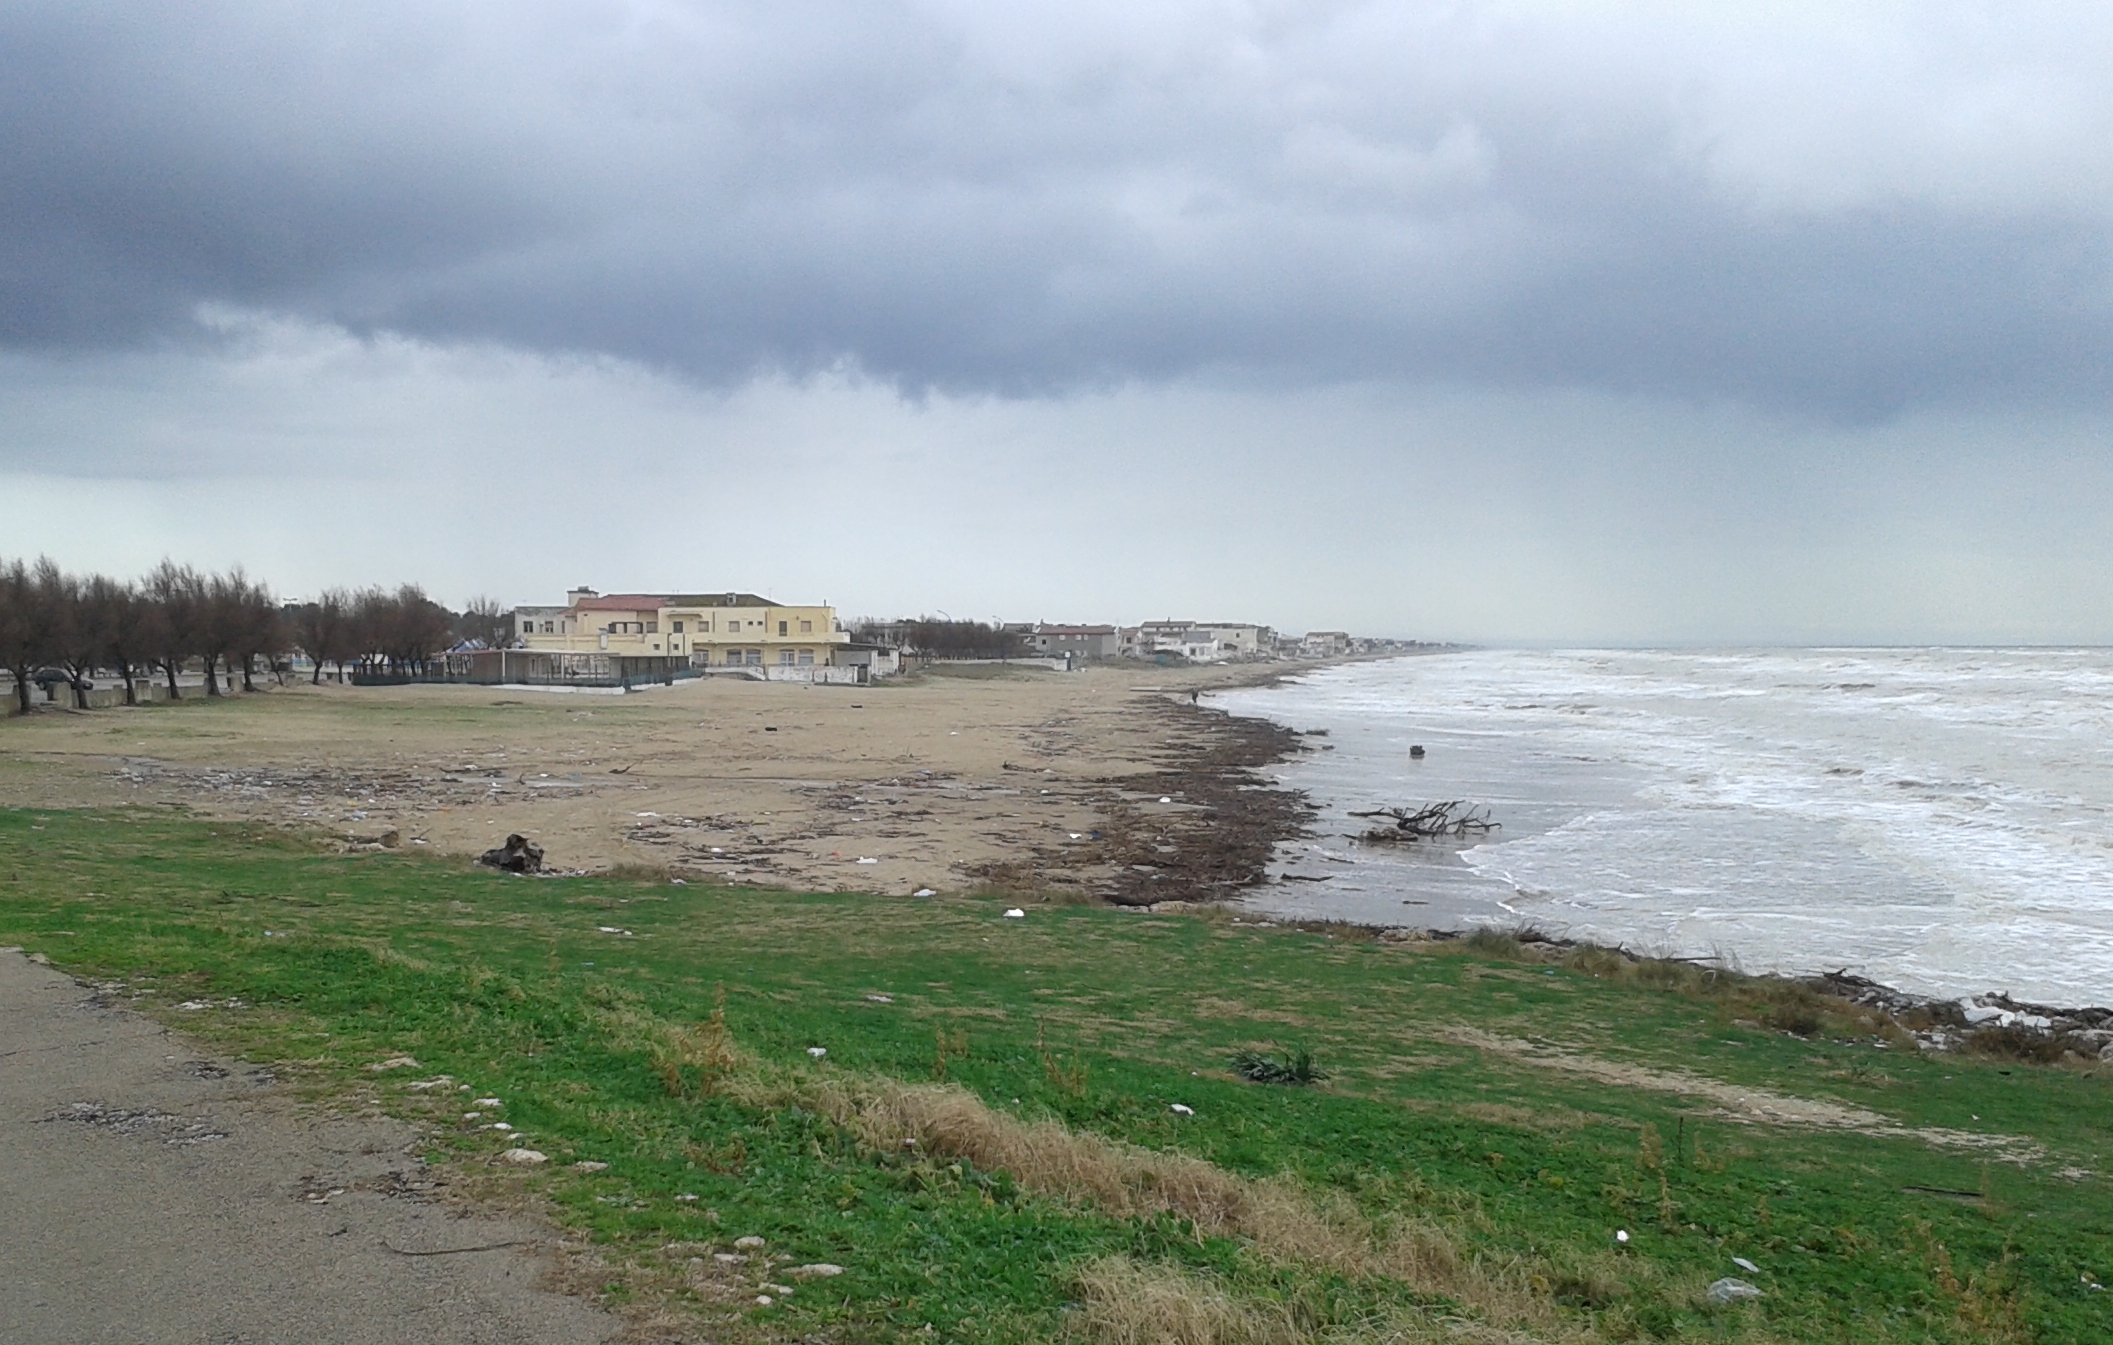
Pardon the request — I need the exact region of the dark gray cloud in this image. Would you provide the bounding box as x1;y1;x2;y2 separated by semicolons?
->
4;1;2109;416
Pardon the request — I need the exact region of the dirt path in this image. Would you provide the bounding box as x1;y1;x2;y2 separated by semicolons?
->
0;948;622;1344
1435;1025;2046;1162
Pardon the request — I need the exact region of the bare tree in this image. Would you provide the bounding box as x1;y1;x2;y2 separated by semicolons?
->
456;595;510;650
0;558;52;715
222;570;283;692
901;617;1026;660
289;588;358;684
194;568;248;696
40;559;99;709
388;584;455;674
143;560;203;700
87;575;150;705
348;585;389;675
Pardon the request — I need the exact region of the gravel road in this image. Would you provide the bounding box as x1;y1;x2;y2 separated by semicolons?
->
0;949;620;1344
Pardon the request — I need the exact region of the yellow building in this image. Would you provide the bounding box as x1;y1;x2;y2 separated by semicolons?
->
514;589;848;668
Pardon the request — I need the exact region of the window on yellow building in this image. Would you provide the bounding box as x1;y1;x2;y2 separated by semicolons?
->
672;620;684;633
800;619;813;633
778;620;788;636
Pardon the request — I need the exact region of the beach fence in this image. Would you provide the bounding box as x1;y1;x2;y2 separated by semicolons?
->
352;650;699;691
4;675;186;714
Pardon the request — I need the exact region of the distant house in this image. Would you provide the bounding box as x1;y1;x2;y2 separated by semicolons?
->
1300;630;1352;658
1136;620;1216;660
1191;623;1273;659
512;605;575;641
1029;624;1121;660
832;643;902;677
1131;620;1276;662
514;587;849;669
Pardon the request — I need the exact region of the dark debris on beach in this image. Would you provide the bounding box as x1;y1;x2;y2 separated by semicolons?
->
963;696;1315;908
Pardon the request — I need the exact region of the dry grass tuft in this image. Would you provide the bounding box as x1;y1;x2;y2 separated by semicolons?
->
587;982;741;1098
650;986;739;1097
750;1069;1251;1231
743;1065;1626;1336
1070;1256;1624;1345
1073;1257;1296;1345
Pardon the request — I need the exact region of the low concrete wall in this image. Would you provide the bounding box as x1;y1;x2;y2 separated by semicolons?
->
3;678;202;714
763;665;866;685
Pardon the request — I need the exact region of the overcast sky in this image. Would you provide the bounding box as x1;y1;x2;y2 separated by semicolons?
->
3;1;2109;642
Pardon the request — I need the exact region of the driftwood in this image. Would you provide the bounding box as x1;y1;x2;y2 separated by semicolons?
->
1348;801;1498;844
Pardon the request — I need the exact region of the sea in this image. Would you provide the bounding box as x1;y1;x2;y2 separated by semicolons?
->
1211;648;2113;1008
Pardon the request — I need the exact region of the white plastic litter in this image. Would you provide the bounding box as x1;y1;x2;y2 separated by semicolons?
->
1003;908;1025;918
807;1046;828;1058
856;857;879;865
1732;1257;1760;1274
1169;1103;1194;1116
1707;1278;1763;1304
1614;1229;1630;1245
913;888;937;897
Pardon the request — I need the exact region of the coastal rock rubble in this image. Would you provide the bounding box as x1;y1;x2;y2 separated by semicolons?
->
1814;971;2111;1054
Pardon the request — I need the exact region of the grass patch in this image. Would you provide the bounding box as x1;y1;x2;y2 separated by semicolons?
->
1;807;2110;1343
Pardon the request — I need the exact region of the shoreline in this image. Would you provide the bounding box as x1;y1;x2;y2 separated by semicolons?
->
1380;925;2113;1053
1189;665;2113;1038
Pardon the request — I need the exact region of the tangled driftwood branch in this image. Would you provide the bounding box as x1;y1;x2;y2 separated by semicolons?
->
1348;801;1499;844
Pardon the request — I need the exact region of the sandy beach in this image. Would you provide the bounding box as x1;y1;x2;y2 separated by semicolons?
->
2;662;1312;901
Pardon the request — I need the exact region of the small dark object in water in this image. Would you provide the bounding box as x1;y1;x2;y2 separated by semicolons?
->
1409;744;1426;758
1231;1048;1326;1085
478;834;544;873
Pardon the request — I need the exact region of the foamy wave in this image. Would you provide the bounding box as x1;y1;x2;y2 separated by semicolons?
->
1220;648;2113;1004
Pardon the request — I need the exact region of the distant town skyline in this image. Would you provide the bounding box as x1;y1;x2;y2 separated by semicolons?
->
4;4;2110;644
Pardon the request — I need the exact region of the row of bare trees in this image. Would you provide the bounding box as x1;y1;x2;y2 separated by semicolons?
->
851;616;1026;660
283;587;482;685
0;556;507;715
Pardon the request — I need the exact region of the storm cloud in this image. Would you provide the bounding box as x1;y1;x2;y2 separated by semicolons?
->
6;1;2110;416
5;3;2112;643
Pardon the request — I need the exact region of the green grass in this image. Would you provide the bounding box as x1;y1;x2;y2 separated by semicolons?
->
2;806;2110;1343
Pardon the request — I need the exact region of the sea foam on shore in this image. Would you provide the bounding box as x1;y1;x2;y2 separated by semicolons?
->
1216;648;2113;1007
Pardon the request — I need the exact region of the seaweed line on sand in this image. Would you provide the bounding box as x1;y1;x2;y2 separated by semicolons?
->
966;695;1316;907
